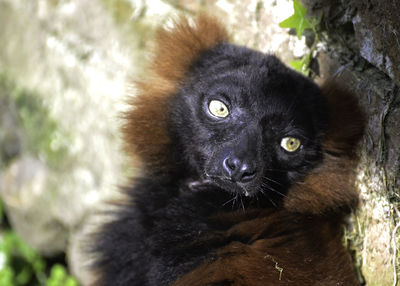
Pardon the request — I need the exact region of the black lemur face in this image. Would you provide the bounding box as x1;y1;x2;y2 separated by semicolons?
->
169;43;329;198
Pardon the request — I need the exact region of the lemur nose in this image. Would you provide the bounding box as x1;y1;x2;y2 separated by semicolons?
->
223;156;257;183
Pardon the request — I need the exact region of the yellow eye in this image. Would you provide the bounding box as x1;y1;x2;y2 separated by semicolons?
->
208;100;229;118
280;137;301;152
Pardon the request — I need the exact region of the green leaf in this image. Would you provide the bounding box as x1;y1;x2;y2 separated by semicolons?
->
49;264;67;281
279;0;311;39
293;0;307;18
64;277;79;286
47;264;78;286
0;266;15;285
15;266;33;285
33;259;46;273
0;200;3;224
279;16;300;29
290;52;312;76
14;236;37;263
290;59;304;72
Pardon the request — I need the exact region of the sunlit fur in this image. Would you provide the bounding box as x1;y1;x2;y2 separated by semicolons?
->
90;14;364;286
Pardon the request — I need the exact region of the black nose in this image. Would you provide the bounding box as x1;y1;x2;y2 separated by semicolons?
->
223;156;257;183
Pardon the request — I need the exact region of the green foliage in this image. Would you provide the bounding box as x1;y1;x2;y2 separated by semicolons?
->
47;265;78;286
0;201;3;224
101;0;134;24
0;231;45;285
279;0;310;39
0;200;78;286
279;0;320;75
290;53;312;75
0;74;70;169
13;91;70;168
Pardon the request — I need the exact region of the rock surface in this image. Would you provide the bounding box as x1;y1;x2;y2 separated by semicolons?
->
352;0;400;86
0;0;131;257
0;156;67;255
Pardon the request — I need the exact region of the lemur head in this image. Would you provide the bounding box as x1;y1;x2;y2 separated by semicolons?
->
170;43;328;198
124;14;364;214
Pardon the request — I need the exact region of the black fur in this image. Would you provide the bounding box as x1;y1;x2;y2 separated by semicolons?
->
91;39;360;285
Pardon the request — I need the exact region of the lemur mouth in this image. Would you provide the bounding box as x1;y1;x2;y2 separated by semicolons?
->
187;179;215;192
186;177;255;197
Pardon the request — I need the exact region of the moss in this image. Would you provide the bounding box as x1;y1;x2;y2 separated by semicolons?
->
0;73;70;169
344;214;366;284
101;0;135;24
0;75;20;169
348;152;400;285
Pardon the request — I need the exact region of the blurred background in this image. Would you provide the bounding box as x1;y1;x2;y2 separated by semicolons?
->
0;0;399;285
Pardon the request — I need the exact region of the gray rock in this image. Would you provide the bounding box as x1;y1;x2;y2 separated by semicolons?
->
0;0;133;275
0;156;67;255
352;0;400;86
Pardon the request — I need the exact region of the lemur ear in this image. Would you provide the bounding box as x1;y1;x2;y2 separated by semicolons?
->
284;81;365;214
122;14;229;171
321;80;366;157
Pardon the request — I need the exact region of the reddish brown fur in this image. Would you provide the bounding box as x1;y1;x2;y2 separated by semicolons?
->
123;15;229;170
284;155;359;214
173;210;359;286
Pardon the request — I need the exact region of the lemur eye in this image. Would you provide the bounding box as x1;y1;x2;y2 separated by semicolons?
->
208;100;229;118
280;137;301;152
